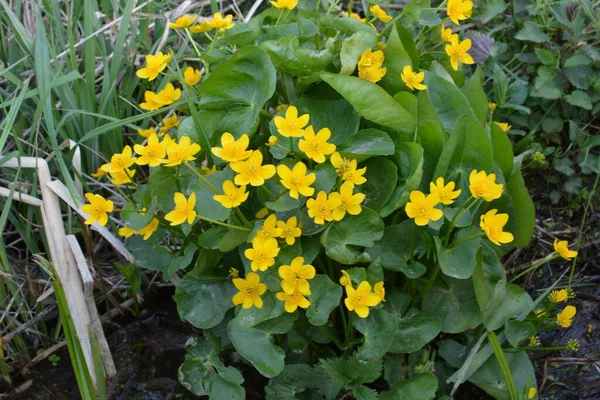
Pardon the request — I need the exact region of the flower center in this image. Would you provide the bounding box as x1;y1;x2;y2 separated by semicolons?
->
247;164;256;173
228;192;238;200
355;293;364;304
290;176;301;186
340;199;348;210
417;205;429;216
310;141;321;151
256;252;267;262
94;206;103;214
476;182;490;195
245;287;255;295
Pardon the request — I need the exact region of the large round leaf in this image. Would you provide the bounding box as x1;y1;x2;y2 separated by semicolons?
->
174;275;237;329
435;227;482;279
354;309;399;361
361;157;398;213
469;351;536;400
307;275;343;326
387;309;441;354
228;317;285;378
337;129;395;163
380;372;438;400
320;207;384;264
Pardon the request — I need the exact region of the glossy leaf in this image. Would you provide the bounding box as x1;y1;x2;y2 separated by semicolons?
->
361;157;398;213
354;309;399;361
340;31;378;75
435;227;482;279
424;70;476;132
388;309;442;354
337;129;395;162
307;275;343;326
380;372;438;400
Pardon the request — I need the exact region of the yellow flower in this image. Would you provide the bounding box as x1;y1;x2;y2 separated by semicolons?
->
159;114;180;133
134;133;167;167
445;38;474;71
136;52;172;81
377;41;387;50
370;5;392;22
446;0;473;25
256;207;269;219
401;65;427;91
276;290;310;313
253;214;283;243
344;281;381;318
488;102;497;111
230;150;276;186
277;216;302;245
358;49;387;83
374;282;385;302
82;193;114;226
165;192;197;226
201;164;217;175
273;105;310;138
137;218;159;240
331;152;367;186
441;25;458;42
557;305;576;328
211;133;252;162
405;190;443;226
496;122;511;132
118;226;136;238
268;135;278;146
278;256;315;294
347;12;366;23
480;209;514;246
429;177;461;205
553;239;578;260
190;21;214;33
140;90;163;111
155;83;181;105
270;0;298;10
101;145;136;174
183;66;202;86
138;127;157;138
91;167;108;179
211;12;234;33
244;238;280;271
169;14;198;29
306;191;341;225
548;289;568;303
213;180;249;208
165;136;201;166
276;162;316;199
469;170;504;201
339;270;351;287
232;272;267;309
298;126;336;163
109;168;136;185
329;181;365;221
528;388;537;399
274;104;289;113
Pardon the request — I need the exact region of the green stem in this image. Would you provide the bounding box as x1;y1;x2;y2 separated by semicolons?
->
235;208;252;227
315;0;321;12
184;29;203;60
259;109;273;119
509;254;559;283
408;226;418;265
320;325;344;350
488;331;518;400
275;8;285;25
443;196;475;246
505;346;569;352
344;312;355;347
378;12;404;38
184;161;220;193
420;262;440;300
196;215;251;231
450;232;485;248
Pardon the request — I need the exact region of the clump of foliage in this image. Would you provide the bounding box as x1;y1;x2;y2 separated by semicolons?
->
80;0;583;398
474;0;600;205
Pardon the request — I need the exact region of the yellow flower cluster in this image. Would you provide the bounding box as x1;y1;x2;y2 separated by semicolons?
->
357;49;387;83
339;273;384;318
170;13;235;34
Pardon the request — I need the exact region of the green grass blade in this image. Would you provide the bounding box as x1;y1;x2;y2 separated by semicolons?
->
488;331;518;400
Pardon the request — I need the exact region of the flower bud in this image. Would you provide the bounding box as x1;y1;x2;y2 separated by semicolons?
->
268;136;278;146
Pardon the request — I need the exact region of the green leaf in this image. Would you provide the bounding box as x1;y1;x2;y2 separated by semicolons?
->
353;386;379;400
367;221;427;279
228;317;286;378
307;274;343;326
337;129;395;162
505;320;536;348
175;275;237;329
265;193;301;212
321;207;384;264
482;284;534;331
380;142;424;217
262;36;335;76
321;73;416;134
480;0;508;23
461;68;488;125
361;157;398;213
319;355;383;388
564;53;591;67
565;90;593;110
236;292;285;327
265;364;340;400
469;351;536;400
418;121;446;187
198;46;277;137
422;276;482;333
534;48;557;66
340;31;378;75
515;22;550;43
490;123;515;180
264;18;319;40
388;308;442;354
120;203;154;230
292;96;360;145
380;372;438;400
531;66;563;99
354;309;399;361
178;338;245;399
219;229;250;252
178;112;223;146
189;169;233;222
507;159;535;247
424;70;475;131
381;25;414;94
433;115;493;202
126;236;171;273
197;226;229;249
435;228;481;279
312;163;338;193
222;22;260;46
